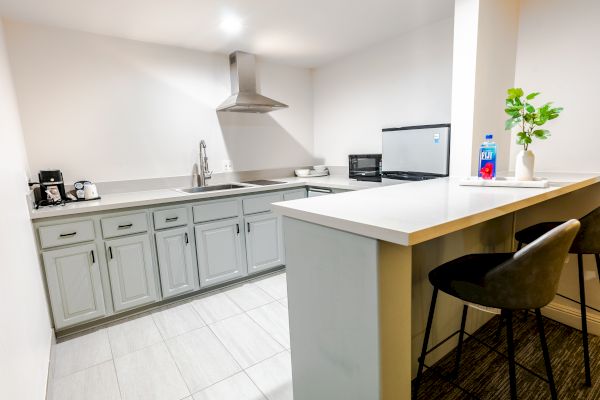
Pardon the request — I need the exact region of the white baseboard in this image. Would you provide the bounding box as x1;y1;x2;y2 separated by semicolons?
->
543;300;600;335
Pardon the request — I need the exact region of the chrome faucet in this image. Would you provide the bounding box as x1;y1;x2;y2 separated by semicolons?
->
198;140;212;187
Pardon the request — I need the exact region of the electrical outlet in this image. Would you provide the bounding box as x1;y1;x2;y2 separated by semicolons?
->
222;160;233;172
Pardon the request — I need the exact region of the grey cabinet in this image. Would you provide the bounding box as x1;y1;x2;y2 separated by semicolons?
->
105;235;159;312
42;243;106;329
155;227;198;298
245;212;285;274
195;218;245;287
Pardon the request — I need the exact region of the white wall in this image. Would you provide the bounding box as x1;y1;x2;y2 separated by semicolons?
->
512;0;600;172
0;19;52;400
4;21;314;184
312;18;453;166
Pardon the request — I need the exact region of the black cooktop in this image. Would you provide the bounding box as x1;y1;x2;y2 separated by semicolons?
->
243;180;286;186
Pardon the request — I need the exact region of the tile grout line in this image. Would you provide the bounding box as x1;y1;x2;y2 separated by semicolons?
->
246;303;291;350
106;328;124;400
243;349;292;400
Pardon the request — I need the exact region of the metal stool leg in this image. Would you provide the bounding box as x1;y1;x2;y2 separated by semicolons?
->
577;253;592;386
535;309;558;400
414;287;439;399
495;315;504;341
505;310;518;400
452;304;468;378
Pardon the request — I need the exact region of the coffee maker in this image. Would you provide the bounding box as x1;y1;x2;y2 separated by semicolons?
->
37;170;67;206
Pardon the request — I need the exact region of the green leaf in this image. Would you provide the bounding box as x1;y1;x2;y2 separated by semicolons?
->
505;117;521;130
532;129;550;139
507;87;524;99
525;104;535;113
516;132;529;145
504;108;520;118
526;92;540;100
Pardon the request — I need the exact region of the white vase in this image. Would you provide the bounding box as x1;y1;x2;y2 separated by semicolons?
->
515;149;535;181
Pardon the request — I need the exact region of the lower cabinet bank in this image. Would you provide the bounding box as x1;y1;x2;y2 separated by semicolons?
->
35;187;307;330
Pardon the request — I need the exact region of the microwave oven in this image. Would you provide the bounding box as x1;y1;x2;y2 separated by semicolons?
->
349;154;382;180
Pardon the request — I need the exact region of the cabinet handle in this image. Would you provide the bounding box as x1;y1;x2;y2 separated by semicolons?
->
166;217;179;222
90;250;95;264
109;246;113;259
117;223;133;229
308;187;332;194
185;232;189;244
247;222;251;233
59;232;77;238
236;223;240;235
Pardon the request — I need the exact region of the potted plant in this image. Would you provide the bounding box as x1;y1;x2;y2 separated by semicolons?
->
504;88;563;180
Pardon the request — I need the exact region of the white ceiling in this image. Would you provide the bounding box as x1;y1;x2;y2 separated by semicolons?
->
0;0;454;67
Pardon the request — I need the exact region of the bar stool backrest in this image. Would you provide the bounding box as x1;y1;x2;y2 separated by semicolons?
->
486;219;580;310
573;206;600;254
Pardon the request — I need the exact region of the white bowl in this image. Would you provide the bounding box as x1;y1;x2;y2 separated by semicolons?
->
313;165;327;173
295;169;310;177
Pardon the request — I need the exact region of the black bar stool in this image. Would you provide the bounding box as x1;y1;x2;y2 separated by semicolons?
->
515;207;600;387
414;219;581;400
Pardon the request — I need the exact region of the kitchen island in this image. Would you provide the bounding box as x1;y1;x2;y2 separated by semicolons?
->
272;173;600;400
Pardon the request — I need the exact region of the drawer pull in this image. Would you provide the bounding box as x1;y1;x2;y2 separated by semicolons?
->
109;246;113;259
59;232;77;238
247;222;251;233
185;232;189;244
165;217;179;222
236;223;240;235
90;250;95;264
117;223;133;229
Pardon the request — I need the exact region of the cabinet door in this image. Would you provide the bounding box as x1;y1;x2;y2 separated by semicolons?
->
245;212;285;274
43;243;106;329
194;218;245;287
106;235;158;312
155;227;198;298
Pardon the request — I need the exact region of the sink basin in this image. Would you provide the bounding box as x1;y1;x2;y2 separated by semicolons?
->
177;184;247;194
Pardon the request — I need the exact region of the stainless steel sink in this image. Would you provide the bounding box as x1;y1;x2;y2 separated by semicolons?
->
176;184;247;194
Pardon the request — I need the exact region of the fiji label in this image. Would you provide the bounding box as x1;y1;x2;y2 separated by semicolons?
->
478;147;496;179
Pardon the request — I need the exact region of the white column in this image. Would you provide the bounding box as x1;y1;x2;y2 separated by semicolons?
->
450;0;520;177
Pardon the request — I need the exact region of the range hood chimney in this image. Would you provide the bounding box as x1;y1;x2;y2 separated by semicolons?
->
217;51;288;113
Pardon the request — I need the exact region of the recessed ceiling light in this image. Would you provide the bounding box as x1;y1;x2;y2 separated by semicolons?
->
220;15;243;35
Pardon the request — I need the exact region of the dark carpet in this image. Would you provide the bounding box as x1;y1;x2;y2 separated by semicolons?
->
414;314;600;399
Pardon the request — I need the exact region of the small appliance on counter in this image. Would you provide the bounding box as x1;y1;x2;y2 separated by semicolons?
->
35;170;67;207
349;154;382;181
73;181;99;200
381;124;450;181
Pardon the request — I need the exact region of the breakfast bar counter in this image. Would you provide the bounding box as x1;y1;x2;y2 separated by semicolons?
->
272;173;600;400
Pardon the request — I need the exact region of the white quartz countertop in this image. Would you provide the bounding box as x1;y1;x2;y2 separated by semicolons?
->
272;173;600;246
29;175;398;220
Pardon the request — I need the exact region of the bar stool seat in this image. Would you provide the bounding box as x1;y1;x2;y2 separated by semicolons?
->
428;253;513;307
414;220;581;400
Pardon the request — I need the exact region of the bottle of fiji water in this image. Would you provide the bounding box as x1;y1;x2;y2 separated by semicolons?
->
478;134;497;180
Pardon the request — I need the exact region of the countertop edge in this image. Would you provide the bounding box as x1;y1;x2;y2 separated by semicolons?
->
273;176;600;246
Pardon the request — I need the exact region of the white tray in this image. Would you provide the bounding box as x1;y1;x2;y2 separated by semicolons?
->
459;177;549;188
296;172;330;178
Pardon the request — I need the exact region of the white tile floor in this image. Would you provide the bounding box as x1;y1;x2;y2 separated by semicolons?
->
48;271;292;400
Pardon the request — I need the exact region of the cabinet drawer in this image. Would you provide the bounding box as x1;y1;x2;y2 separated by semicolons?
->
153;207;188;230
193;199;239;223
242;193;284;215
101;213;148;238
283;189;306;201
39;220;96;249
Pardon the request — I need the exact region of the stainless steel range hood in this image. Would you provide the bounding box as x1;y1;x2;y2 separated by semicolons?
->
217;51;288;113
